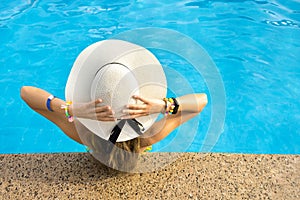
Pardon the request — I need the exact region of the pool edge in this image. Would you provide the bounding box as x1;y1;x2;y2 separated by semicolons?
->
1;153;299;199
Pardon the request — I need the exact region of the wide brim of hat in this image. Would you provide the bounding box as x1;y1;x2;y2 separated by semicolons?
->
65;39;167;142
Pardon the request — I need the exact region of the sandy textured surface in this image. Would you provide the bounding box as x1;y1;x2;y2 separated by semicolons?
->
1;153;299;199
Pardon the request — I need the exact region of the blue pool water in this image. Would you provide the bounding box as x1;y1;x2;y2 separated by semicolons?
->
0;0;299;154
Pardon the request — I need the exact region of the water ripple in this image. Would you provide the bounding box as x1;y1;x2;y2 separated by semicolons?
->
238;15;255;21
263;19;299;27
185;0;270;8
0;0;38;22
44;2;131;17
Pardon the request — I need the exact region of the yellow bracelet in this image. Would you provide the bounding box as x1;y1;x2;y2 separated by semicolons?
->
163;98;175;115
61;101;74;122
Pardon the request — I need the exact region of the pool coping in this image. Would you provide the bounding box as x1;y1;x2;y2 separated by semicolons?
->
1;153;299;199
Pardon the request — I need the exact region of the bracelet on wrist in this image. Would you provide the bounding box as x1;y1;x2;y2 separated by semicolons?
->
61;101;74;122
163;97;179;115
46;95;56;112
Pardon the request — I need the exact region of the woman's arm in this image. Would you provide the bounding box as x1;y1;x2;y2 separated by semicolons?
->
21;86;66;114
20;86;115;143
20;86;83;143
20;86;115;121
122;94;208;147
144;94;208;147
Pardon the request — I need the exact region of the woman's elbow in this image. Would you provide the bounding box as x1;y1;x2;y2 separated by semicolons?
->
196;93;208;113
20;86;32;102
20;86;27;100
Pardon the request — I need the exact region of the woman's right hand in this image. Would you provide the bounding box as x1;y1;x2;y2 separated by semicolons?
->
69;99;115;121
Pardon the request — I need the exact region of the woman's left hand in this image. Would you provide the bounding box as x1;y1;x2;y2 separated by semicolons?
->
121;95;165;119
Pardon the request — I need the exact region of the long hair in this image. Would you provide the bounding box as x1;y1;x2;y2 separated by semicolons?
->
107;137;141;171
85;133;141;172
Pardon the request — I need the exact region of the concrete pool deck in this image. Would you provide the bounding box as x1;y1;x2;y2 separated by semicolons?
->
1;153;299;199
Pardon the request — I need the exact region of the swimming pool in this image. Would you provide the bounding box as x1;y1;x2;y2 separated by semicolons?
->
1;0;299;154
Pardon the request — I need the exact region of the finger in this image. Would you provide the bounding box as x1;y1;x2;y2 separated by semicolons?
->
121;113;148;120
95;105;113;113
93;98;102;105
98;117;116;122
96;112;115;118
132;95;149;104
122;109;147;115
126;104;147;110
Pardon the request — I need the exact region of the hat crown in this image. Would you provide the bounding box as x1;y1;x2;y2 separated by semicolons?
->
91;63;139;118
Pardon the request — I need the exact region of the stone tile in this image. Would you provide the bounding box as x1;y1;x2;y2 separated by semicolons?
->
0;153;299;199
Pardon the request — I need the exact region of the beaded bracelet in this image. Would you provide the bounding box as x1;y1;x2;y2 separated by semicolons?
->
163;97;179;115
61;101;74;122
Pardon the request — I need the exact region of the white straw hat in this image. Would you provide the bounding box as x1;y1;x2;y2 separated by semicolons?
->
65;39;167;142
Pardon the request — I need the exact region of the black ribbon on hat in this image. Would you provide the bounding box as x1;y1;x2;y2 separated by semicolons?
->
109;119;145;144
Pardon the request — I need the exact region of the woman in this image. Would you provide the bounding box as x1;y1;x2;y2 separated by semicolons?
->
20;86;207;170
20;39;208;171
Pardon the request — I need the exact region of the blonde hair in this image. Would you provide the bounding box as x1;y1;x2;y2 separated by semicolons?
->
86;133;141;171
107;137;141;171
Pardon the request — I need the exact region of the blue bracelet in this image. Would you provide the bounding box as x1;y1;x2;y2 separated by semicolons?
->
46;95;55;112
